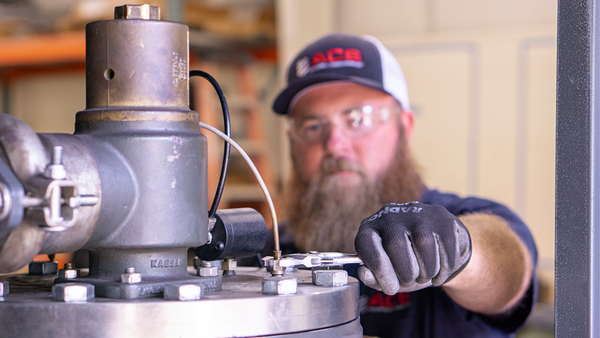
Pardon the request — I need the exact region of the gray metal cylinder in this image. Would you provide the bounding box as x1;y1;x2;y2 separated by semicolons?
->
85;19;189;111
75;120;208;249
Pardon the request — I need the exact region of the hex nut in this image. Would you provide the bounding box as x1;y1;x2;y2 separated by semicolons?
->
120;268;142;284
28;261;58;275
58;268;79;279
197;266;218;277
164;283;203;301
262;276;298;295
312;269;348;286
44;164;67;180
222;259;237;271
52;283;94;302
0;281;8;296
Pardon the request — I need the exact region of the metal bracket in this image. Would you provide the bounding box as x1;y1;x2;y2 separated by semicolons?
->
37;146;99;232
41;180;78;231
39;180;98;232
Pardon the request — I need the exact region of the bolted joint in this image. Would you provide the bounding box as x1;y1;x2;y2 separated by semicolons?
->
312;269;348;287
52;283;95;302
164;283;203;301
197;263;218;277
115;4;160;20
262;276;297;295
44;163;67;180
44;146;67;180
58;263;79;279
0;281;8;296
222;259;237;276
120;267;142;284
222;258;236;271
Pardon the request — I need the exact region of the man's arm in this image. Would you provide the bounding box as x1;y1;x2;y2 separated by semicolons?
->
443;213;533;315
355;202;535;317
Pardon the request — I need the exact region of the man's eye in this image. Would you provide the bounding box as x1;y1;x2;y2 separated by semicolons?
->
301;120;323;132
347;108;366;128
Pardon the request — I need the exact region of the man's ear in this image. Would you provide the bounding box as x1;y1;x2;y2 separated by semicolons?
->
400;110;415;146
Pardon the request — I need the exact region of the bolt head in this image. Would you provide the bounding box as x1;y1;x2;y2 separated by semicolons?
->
44;164;67;180
0;281;8;296
164;283;203;301
197;265;218;277
52;283;94;302
114;4;160;20
120;272;142;284
312;269;348;286
262;276;297;295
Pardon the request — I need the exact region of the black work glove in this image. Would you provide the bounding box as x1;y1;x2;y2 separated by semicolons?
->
354;202;471;295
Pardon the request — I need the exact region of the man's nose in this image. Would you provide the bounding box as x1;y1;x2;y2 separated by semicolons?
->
324;124;352;156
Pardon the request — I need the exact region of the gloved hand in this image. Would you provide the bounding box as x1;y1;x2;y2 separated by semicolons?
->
354;202;471;295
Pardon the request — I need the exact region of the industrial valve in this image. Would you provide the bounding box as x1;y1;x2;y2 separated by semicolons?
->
0;4;361;338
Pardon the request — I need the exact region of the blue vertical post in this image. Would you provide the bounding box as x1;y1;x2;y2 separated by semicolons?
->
556;0;600;336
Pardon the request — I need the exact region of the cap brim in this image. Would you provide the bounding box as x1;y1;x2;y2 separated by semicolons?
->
272;74;386;115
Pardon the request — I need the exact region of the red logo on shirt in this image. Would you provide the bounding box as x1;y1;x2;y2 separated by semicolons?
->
368;292;411;308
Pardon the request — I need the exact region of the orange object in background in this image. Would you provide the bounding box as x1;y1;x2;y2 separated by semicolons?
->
32;253;74;269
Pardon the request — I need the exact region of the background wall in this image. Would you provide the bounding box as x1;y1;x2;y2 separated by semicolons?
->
10;72;85;133
276;0;557;305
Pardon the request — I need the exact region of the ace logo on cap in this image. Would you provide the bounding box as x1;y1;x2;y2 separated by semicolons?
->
295;48;365;78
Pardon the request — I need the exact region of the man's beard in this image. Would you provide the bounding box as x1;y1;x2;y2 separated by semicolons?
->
283;137;424;253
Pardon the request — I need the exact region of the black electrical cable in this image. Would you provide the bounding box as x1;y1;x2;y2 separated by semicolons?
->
190;70;231;219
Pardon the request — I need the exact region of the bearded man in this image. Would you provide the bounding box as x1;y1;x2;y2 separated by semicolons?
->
266;33;537;338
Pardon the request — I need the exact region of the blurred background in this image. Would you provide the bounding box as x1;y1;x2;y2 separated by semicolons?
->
0;0;556;336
